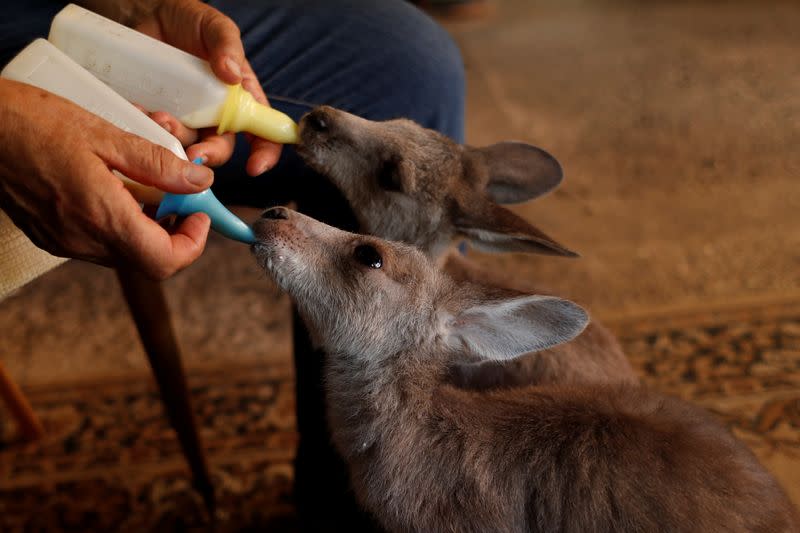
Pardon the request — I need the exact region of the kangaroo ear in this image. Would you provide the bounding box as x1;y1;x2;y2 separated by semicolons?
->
444;293;588;361
454;201;578;257
471;142;563;204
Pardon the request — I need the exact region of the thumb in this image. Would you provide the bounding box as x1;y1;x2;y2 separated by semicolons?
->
103;132;214;194
201;12;245;84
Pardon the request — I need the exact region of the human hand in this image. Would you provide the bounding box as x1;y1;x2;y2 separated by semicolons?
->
0;79;214;279
134;0;282;176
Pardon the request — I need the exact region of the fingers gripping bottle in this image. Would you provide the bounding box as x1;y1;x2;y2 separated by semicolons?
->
48;3;298;144
1;39;256;243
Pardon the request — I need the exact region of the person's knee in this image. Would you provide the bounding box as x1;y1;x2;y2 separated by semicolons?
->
404;13;466;141
215;0;466;140
361;2;466;141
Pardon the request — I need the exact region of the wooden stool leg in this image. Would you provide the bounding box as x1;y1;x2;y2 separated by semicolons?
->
0;362;44;440
115;268;215;513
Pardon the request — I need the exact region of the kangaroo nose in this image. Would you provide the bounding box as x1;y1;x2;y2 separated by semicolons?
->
261;207;289;220
305;109;328;132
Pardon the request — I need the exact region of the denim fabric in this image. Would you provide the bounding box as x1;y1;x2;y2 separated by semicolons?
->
215;0;465;135
0;1;67;68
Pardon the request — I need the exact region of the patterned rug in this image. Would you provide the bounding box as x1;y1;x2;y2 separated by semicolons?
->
0;362;299;533
1;297;799;532
614;296;800;503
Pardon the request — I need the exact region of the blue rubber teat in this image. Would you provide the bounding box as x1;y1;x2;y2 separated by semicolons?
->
155;158;256;244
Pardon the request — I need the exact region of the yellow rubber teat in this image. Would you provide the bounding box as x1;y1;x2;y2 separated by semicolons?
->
217;84;299;144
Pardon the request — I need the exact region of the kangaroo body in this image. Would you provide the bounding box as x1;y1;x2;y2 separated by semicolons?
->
253;208;799;533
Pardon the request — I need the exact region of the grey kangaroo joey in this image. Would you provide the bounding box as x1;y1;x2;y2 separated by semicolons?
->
295;106;634;388
252;207;799;533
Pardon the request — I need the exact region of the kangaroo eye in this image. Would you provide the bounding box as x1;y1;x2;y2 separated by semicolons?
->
354;244;383;269
377;156;403;192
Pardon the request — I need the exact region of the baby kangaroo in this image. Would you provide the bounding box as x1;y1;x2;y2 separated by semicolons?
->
253;207;799;533
296;106;634;388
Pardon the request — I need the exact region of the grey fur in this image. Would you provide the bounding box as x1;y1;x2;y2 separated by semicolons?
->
252;209;799;533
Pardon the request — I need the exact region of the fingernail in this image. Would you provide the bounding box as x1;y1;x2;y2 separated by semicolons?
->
185;164;212;186
224;56;242;79
253;161;272;176
192;155;208;165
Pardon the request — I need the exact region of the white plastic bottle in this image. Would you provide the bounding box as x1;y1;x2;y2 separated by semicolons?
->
48;3;297;144
1;38;256;243
1;38;183;205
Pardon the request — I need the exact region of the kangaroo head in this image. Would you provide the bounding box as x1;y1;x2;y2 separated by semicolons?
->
296;106;576;259
252;207;588;366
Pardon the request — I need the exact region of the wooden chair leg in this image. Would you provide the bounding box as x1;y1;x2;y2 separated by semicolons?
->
115;268;215;513
0;361;44;441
